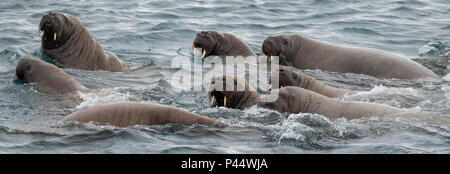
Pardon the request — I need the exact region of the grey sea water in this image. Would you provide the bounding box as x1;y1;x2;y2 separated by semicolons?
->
1;0;450;153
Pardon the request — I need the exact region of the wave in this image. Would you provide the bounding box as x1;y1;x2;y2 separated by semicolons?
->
76;88;138;109
419;40;450;58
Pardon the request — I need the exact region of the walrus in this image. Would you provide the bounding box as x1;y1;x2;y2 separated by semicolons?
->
273;66;357;98
259;87;401;120
261;34;441;80
15;57;88;95
39;11;126;71
208;75;402;120
192;30;256;60
59;102;225;127
207;75;260;109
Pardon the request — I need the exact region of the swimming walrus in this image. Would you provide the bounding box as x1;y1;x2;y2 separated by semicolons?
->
273;66;357;98
261;34;440;80
39;11;126;71
59;102;225;127
192;30;256;60
259;87;401;120
207;75;260;109
208;75;402;120
15;57;88;95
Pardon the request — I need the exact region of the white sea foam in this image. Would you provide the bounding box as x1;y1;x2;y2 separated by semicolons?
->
342;85;420;103
443;74;450;81
76;88;138;109
0;65;8;73
351;85;417;97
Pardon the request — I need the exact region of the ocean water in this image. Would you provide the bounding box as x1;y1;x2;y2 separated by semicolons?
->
1;0;450;153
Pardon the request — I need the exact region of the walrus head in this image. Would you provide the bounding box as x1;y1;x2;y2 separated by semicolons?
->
15;58;50;83
207;75;260;109
270;67;300;89
39;11;73;49
259;87;303;114
192;30;225;60
262;35;297;65
16;57;88;95
15;58;32;82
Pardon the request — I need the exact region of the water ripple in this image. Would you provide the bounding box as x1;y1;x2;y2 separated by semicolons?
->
0;0;449;153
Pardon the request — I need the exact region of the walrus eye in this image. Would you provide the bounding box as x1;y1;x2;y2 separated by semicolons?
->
281;37;289;46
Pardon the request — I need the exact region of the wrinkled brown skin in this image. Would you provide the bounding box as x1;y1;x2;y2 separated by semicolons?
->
207;76;400;120
15;57;88;95
262;34;441;80
259;87;402;120
60;102;225;127
275;66;357;98
207;75;260;109
192;30;256;58
40;11;126;71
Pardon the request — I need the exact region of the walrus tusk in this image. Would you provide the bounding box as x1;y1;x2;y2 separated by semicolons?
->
210;96;215;106
40;31;44;38
224;96;227;107
280;85;283;88
54;33;57;40
201;49;206;60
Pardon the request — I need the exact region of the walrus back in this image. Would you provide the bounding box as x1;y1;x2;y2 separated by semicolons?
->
340;47;440;80
293;35;440;80
59;102;224;127
222;33;256;57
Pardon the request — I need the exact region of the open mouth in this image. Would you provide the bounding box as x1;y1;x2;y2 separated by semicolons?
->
209;91;227;107
193;47;207;60
39;21;57;41
192;41;208;60
39;29;57;41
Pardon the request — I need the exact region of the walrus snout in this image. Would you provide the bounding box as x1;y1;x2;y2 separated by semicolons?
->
261;37;280;56
207;75;240;108
39;11;66;43
269;68;293;90
15;58;31;81
277;68;297;88
207;75;260;109
15;58;44;83
207;76;230;107
208;90;227;107
39;12;58;31
193;31;210;45
192;30;223;60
